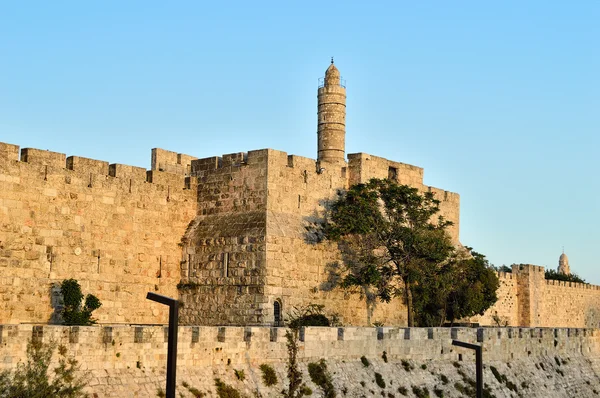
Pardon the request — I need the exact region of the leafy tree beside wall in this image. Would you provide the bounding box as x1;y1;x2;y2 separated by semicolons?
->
60;279;102;326
323;178;499;327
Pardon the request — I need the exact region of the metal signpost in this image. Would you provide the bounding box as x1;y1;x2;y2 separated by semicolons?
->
451;340;482;398
147;292;179;398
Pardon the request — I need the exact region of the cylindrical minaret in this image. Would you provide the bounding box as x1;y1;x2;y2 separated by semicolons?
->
317;60;346;163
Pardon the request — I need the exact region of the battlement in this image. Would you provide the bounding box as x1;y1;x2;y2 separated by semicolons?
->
0;325;596;371
151;148;197;176
191;149;270;174
0;141;197;192
512;263;546;274
426;185;460;203
497;271;514;280
545;279;600;290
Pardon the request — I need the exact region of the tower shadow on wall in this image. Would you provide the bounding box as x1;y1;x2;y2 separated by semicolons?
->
302;198;335;245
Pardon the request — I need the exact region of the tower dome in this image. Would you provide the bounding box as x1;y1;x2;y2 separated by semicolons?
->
324;63;341;86
558;252;570;275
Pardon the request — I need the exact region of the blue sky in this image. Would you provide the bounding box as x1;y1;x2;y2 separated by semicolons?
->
1;2;598;282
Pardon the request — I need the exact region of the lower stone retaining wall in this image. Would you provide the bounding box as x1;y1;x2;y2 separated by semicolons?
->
0;325;599;397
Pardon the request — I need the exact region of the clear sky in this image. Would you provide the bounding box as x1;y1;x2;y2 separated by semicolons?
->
1;2;598;282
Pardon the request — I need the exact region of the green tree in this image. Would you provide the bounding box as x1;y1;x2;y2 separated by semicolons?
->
325;179;499;327
412;250;499;326
544;269;586;284
0;339;88;398
60;279;102;326
325;179;455;326
333;234;383;325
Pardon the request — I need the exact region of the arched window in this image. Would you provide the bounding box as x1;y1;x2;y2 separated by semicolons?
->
274;300;282;326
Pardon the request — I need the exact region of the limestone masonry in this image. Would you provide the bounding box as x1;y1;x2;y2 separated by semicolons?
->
0;61;598;328
1;324;599;397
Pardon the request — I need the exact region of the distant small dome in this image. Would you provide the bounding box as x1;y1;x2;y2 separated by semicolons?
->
558;252;570;275
559;253;569;264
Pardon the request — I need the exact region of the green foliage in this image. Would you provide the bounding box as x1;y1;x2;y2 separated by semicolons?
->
397;386;407;395
307;360;335;398
493;265;512;273
287;304;335;329
433;387;444;398
374;373;385;389
214;378;240;398
259;364;278;387
401;360;414;372
0;339;88;398
324;179;486;326
544;269;586;283
411;249;499;326
60;279;102;326
360;356;370;367
440;374;449;385
187;386;205;397
421;364;427;370
444;251;498;324
234;369;245;381
411;385;430;398
283;329;310;398
157;388;166;398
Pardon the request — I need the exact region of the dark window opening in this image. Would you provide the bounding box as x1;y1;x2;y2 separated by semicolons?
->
274;300;282;326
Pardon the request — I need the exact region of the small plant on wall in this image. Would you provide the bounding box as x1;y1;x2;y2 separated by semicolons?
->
59;279;102;326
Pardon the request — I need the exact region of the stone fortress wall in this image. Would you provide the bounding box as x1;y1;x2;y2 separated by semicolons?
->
0;142;197;325
2;139;600;328
177;146;461;327
473;265;600;328
0;324;599;397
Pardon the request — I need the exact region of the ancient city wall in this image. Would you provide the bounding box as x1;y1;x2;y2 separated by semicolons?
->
0;141;197;325
0;324;599;397
178;150;270;325
473;264;600;329
471;271;520;326
264;150;406;326
539;278;600;328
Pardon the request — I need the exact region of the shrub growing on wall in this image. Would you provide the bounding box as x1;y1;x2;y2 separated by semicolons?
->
60;279;102;326
0;339;88;397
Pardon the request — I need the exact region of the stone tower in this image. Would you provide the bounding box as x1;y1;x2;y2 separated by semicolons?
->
558;252;571;275
317;60;346;163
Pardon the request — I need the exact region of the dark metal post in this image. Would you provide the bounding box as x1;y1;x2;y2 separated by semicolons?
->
147;292;179;398
452;340;482;398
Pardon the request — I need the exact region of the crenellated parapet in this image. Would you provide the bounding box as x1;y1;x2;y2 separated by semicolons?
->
0;141;198;195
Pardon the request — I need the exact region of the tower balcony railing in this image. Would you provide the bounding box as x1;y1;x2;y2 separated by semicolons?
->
318;77;346;88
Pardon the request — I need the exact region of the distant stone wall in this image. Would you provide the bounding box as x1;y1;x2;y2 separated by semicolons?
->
0;141;197;325
472;264;600;328
0;324;598;397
